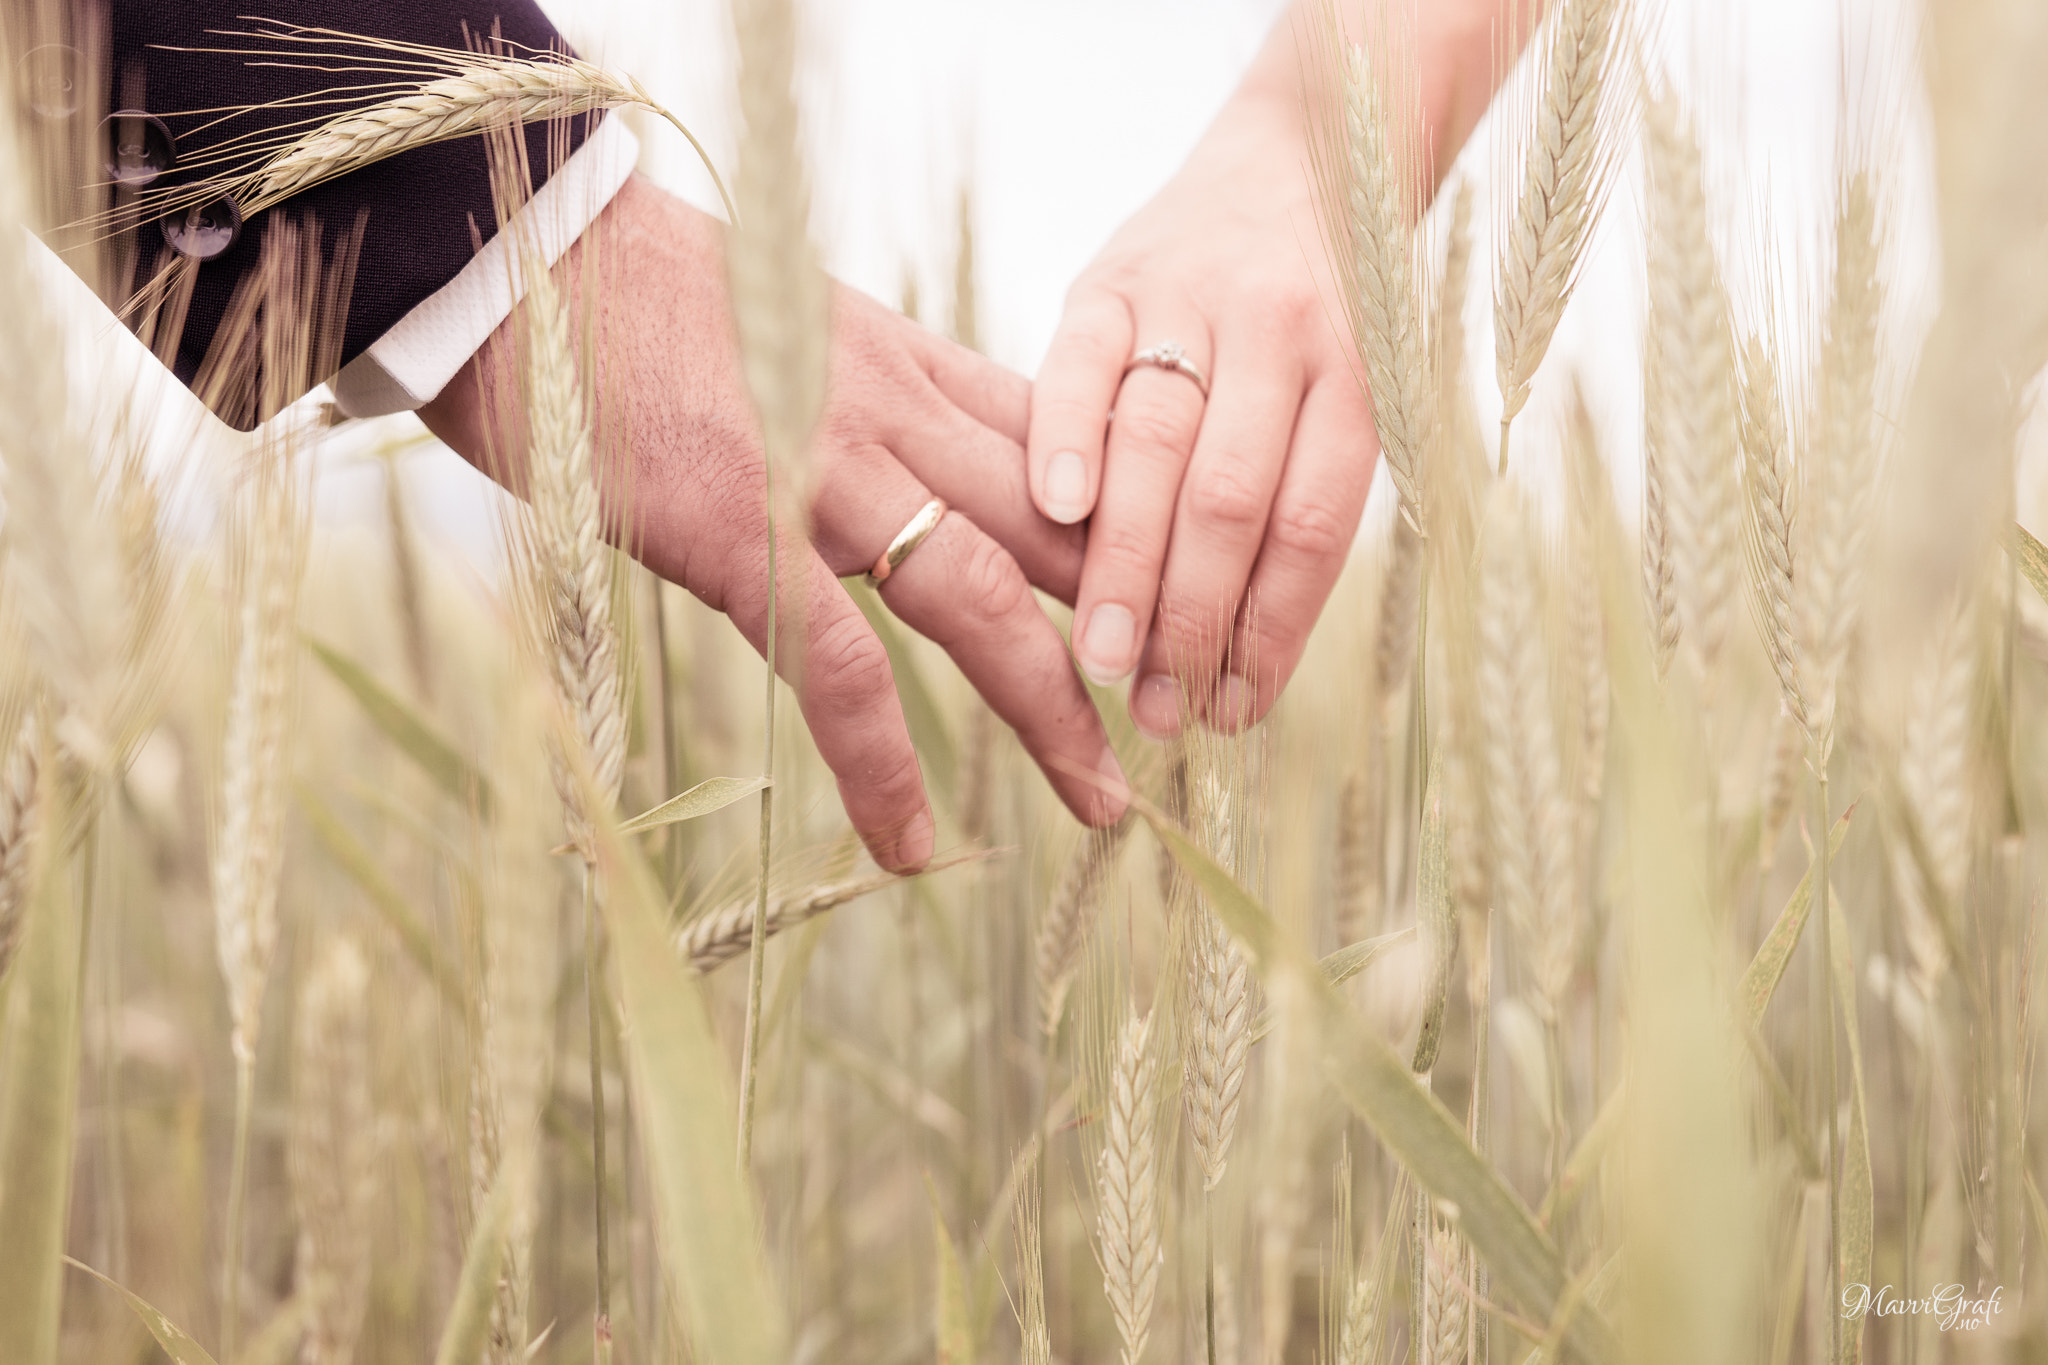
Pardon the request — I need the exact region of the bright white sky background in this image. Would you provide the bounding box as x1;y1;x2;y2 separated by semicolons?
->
56;0;1949;569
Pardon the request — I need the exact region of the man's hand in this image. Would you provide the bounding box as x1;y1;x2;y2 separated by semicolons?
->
421;174;1128;872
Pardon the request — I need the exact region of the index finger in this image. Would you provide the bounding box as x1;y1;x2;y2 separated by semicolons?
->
1027;288;1133;525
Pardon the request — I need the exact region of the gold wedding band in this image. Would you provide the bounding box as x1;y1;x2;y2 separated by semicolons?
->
866;497;948;589
1122;340;1210;399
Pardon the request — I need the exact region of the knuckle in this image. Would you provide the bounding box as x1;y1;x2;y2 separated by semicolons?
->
1185;463;1269;535
1090;520;1163;581
864;739;927;808
1112;404;1195;459
956;532;1033;622
808;614;896;720
1268;496;1353;563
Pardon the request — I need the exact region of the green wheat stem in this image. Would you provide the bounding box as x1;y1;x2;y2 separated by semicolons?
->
1816;761;1839;1365
737;447;780;1171
221;1052;254;1365
584;857;613;1359
1204;1191;1217;1365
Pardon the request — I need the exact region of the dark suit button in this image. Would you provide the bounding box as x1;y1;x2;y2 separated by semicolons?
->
103;111;175;188
19;44;81;119
161;196;242;261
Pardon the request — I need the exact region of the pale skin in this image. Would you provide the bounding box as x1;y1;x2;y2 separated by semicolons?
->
421;0;1507;872
1035;0;1508;736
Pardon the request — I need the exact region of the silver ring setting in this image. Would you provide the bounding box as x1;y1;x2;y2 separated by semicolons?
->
1122;340;1210;399
866;497;948;589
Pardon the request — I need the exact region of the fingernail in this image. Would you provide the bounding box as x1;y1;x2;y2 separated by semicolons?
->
1044;449;1090;523
1095;745;1131;814
1132;674;1182;739
893;808;935;871
1078;603;1136;685
1212;673;1253;731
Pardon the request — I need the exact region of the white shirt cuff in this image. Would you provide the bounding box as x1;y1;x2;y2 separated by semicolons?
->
330;117;640;418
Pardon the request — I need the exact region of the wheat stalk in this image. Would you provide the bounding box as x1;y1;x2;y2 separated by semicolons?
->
213;436;306;1364
729;0;831;1177
1095;1005;1162;1365
1017;1174;1052;1365
472;793;559;1365
1644;88;1740;694
1477;483;1575;1013
0;713;40;984
1314;34;1435;532
1037;818;1131;1035
1493;0;1628;468
290;936;375;1365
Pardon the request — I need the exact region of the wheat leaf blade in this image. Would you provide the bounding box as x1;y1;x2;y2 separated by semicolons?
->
0;858;79;1365
1739;806;1856;1027
432;1171;512;1365
2011;522;2048;608
63;1259;219;1365
592;810;787;1364
306;637;492;815
618;776;771;836
295;784;462;1004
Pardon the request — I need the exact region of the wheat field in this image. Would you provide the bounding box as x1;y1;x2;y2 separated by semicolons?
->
1;0;2045;1363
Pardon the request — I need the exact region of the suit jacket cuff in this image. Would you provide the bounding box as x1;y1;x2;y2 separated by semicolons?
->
330;118;641;419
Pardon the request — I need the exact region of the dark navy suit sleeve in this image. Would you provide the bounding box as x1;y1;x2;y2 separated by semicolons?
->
91;1;593;427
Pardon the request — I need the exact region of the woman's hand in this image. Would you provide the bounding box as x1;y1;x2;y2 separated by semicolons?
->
1030;0;1502;738
422;174;1128;872
1032;91;1376;738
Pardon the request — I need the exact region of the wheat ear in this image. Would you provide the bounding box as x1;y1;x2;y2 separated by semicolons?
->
1644;87;1740;693
679;856;984;973
290;936;375;1365
522;262;624;857
214;440;306;1364
1493;0;1628;466
1477;483;1575;1014
1739;336;1809;740
105;28;729;223
1757;699;1803;873
1314;34;1435;532
1096;1004;1162;1365
1037;819;1132;1035
0;713;41;984
1800;172;1884;751
1563;396;1612;898
213;455;303;1067
1900;591;1978;919
1333;767;1377;944
1184;764;1252;1192
1420;1219;1470;1365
